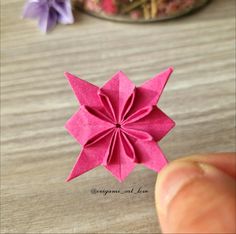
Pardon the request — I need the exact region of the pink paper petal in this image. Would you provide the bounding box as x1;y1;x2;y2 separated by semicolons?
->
120;90;136;121
102;129;118;165
120;132;136;162
65;105;114;146
134;140;168;171
100;71;135;122
84;105;114;123
122;105;153;124
122;127;153;141
129;67;173;115
67;130;114;181
125;106;175;141
104;130;136;182
65;72;101;107
97;90;117;122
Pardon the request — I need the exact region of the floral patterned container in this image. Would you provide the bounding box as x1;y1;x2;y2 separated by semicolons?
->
77;0;209;22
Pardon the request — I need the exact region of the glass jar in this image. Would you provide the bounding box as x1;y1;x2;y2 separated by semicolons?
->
77;0;209;22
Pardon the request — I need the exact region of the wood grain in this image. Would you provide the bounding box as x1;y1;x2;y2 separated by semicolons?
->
1;0;235;233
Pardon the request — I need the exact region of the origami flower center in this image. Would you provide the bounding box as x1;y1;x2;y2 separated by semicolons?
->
115;123;121;128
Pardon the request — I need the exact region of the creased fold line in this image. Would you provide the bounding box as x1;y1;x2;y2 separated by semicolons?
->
65;105;114;146
124;106;175;142
122;127;153;141
120;89;136;122
97;90;117;123
122;105;154;124
102;129;118;166
104;130;136;182
99;71;136;122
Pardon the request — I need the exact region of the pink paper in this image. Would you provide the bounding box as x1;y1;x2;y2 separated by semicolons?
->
65;68;175;182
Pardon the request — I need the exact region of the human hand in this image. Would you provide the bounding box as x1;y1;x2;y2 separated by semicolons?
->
155;153;236;233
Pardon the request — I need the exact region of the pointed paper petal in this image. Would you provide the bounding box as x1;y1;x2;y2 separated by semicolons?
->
140;67;173;105
104;130;136;182
100;71;135;122
67;131;114;181
125;106;175;141
38;6;58;33
52;0;74;24
23;1;43;19
129;68;173;115
134;140;168;172
65;105;114;146
65;72;101;107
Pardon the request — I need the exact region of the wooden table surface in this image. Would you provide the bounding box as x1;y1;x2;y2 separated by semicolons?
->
1;0;235;233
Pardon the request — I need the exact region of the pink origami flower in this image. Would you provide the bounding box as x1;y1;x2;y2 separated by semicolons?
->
65;68;175;182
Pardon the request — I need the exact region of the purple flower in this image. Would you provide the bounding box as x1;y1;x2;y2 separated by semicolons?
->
23;0;74;33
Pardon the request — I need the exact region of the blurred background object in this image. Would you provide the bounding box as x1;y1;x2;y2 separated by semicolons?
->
22;0;74;32
77;0;209;22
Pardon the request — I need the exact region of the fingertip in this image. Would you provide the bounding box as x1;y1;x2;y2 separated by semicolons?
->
155;155;236;233
155;160;203;216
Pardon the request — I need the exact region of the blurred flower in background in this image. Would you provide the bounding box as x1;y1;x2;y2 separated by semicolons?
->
22;0;209;32
23;0;74;33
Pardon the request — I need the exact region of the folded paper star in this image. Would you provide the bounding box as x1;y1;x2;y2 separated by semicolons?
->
23;0;74;33
65;68;175;182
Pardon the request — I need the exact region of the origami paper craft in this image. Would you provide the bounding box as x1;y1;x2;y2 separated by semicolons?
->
65;68;175;182
23;0;74;33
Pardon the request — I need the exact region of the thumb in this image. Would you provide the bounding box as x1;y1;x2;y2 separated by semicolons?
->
155;153;236;233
